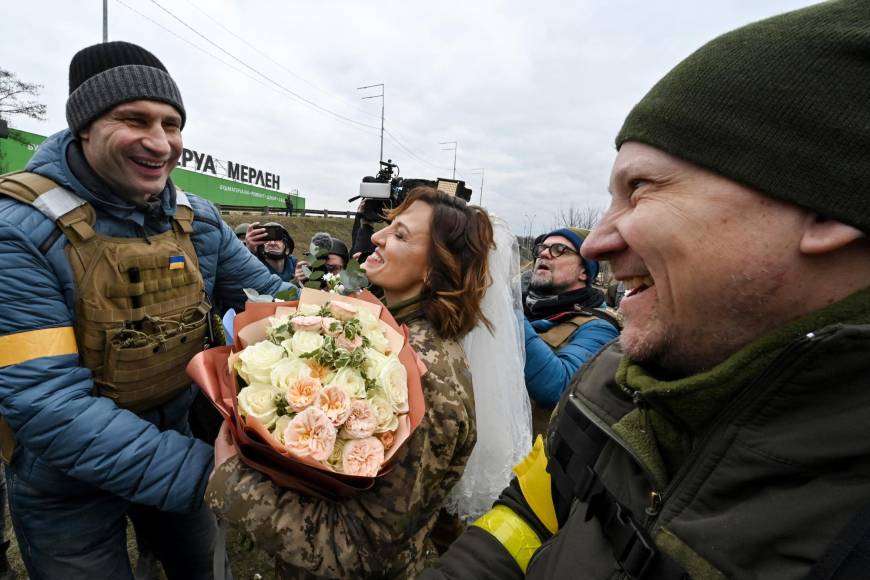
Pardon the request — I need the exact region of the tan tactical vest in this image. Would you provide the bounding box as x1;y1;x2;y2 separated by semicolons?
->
532;309;620;436
0;171;211;415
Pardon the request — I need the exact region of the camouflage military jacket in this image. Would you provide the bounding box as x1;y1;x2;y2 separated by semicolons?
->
207;308;476;579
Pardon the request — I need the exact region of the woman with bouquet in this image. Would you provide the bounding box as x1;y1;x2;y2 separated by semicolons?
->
207;187;494;579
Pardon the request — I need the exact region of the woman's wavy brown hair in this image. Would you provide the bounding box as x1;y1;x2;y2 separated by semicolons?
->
386;186;494;340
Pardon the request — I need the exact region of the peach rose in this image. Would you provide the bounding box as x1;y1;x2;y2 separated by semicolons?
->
335;334;363;352
376;430;396;451
283;407;336;462
321;317;342;337
285;376;321;412
341;437;385;477
291;315;323;332
315;385;352;427
330;301;358;322
342;399;378;439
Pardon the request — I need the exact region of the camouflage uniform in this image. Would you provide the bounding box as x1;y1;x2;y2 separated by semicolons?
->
207;303;477;579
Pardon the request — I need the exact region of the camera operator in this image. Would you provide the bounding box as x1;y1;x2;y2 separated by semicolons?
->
246;221;297;282
295;232;349;287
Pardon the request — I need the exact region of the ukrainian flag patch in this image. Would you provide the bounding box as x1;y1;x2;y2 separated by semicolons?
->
169;255;185;270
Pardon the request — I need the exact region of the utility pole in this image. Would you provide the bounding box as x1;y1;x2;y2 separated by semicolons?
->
470;168;485;205
358;83;384;162
440;141;457;179
103;0;108;42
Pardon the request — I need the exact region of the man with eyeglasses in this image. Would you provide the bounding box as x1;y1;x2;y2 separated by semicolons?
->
523;227;619;435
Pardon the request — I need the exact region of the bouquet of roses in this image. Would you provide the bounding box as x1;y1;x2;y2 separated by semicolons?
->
188;288;425;498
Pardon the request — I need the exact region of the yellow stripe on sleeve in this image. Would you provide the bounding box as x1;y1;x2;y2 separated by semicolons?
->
473;505;543;573
0;327;78;367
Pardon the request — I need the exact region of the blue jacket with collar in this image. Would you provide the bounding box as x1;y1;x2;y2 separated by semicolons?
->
524;315;618;408
0;130;287;513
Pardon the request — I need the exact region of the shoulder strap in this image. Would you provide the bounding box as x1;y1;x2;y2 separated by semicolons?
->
548;394;688;580
0;171;62;205
538;313;598;349
172;189;194;233
0;171;97;244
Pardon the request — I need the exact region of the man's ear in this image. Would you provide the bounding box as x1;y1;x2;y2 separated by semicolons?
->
578;265;588;282
800;216;866;255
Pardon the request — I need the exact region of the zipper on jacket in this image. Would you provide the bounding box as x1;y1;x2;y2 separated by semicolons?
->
643;331;825;529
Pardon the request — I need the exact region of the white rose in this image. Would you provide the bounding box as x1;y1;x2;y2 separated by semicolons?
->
379;355;409;414
368;389;400;433
363;326;391;354
237;340;286;385
331;367;367;399
297;303;321;316
273;414;293;444
362;348;389;379
271;357;314;391
287;331;325;356
238;383;280;429
357;308;381;333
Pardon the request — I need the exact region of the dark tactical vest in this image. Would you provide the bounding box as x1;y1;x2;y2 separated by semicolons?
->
0;171;211;459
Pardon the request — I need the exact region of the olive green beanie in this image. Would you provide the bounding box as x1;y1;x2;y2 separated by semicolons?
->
616;0;870;232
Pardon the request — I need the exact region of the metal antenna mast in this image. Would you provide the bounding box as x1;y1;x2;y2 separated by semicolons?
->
358;83;384;162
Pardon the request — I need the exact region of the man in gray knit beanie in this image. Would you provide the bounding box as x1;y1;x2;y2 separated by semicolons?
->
66;40;186;205
0;39;299;580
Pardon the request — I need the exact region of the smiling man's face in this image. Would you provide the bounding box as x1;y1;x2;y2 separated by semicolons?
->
79;99;183;204
582;142;812;374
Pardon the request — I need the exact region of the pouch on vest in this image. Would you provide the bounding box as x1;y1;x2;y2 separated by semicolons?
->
0;172;210;415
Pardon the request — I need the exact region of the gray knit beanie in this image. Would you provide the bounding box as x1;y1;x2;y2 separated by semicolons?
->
66;41;186;134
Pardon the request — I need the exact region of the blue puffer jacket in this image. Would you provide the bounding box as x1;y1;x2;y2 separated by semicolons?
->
0;130;288;514
524;317;618;408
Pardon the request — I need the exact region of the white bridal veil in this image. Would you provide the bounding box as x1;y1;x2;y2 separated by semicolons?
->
445;215;533;522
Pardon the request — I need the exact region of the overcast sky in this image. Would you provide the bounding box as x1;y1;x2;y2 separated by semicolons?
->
3;0;817;235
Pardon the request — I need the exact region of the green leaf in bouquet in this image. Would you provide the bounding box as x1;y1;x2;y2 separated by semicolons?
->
342;318;362;340
243;288;275;303
338;260;369;294
309;270;325;281
274;286;300;302
274;394;291;417
318;303;333;318
301;263;313;278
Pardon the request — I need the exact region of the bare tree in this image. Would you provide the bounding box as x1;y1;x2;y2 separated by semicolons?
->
551;203;603;232
0;68;48;125
0;68;47;172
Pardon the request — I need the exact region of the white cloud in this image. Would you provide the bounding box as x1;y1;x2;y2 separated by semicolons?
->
1;0;817;234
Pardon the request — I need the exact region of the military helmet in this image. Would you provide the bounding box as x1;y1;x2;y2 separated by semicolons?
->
328;237;349;263
262;222;295;254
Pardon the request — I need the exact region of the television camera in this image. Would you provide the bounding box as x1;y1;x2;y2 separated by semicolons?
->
348;159;473;259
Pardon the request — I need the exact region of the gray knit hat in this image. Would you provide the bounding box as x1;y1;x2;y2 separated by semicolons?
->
66;41;185;134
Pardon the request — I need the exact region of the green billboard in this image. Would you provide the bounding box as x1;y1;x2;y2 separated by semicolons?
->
0;129;304;210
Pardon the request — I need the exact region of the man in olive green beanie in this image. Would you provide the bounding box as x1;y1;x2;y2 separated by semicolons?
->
424;2;870;579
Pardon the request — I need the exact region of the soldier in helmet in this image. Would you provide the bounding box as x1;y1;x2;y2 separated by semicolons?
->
294;232;350;287
233;222;250;243
245;221;297;282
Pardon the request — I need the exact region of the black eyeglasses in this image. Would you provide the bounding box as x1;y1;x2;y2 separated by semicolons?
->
533;242;579;259
324;264;343;274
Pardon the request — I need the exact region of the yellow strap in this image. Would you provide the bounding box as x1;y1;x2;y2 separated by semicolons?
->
0;327;78;367
514;434;560;534
473;505;542;573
